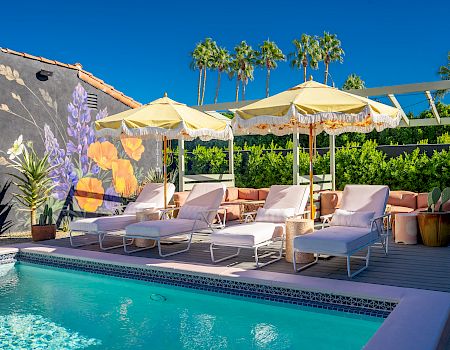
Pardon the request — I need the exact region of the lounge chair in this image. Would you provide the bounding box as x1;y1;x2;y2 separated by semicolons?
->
69;183;175;250
293;185;391;278
209;185;309;268
124;183;226;257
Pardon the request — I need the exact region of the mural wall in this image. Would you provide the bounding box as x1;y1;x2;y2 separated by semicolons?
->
0;53;159;230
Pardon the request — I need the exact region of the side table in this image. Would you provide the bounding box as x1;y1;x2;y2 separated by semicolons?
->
134;209;160;248
395;212;418;244
285;218;315;263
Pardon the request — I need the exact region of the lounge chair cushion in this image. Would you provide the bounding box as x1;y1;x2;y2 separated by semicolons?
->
211;222;284;247
136;182;175;206
264;185;309;215
330;209;374;228
255;207;295;223
339;185;389;218
294;226;378;255
178;205;209;220
123;202;157;214
70;215;137;233
126;218;207;238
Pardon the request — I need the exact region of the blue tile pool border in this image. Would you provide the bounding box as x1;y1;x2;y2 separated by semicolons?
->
3;250;396;318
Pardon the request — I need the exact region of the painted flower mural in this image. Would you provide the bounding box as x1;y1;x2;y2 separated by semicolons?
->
111;159;138;197
75;177;105;212
120;135;145;161
87;141;118;170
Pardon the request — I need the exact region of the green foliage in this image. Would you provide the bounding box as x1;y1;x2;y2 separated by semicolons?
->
0;181;13;234
342;74;365;90
7;141;56;226
428;188;441;212
38;203;53;226
437;132;450;144
440;188;450;211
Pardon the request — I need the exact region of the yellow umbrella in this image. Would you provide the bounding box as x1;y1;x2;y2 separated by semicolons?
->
233;80;400;218
95;93;233;207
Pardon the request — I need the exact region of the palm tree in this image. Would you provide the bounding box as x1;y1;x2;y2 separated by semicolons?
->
257;40;286;97
211;47;231;104
233;41;257;101
436;52;450;99
319;32;345;85
200;38;218;106
342;74;365;90
190;42;208;105
289;34;320;83
228;57;240;102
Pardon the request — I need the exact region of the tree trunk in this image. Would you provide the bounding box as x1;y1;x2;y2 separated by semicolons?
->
214;70;221;104
197;68;203;106
303;64;307;82
235;78;240;102
201;68;207;105
324;62;329;85
242;81;246;101
266;68;270;97
30;208;36;227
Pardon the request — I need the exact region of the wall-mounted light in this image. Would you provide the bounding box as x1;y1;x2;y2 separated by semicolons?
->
36;69;53;81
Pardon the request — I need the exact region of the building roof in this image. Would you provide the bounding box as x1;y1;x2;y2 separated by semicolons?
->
0;47;141;108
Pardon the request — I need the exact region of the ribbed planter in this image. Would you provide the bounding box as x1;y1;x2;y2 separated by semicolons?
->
417;212;450;247
31;224;56;242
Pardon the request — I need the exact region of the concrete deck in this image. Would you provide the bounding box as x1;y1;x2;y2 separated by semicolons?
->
38;232;450;294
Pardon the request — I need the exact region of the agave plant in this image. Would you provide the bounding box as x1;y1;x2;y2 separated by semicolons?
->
0;181;13;234
5;136;56;227
427;187;450;212
143;168;178;185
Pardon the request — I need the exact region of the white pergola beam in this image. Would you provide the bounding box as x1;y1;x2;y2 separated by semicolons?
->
425;91;441;124
178;138;185;191
348;80;450;96
388;94;410;125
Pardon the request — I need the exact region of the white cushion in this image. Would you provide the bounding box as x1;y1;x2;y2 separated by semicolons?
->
330;209;374;228
264;185;309;215
126;219;207;238
177;205;208;220
340;185;389;218
293;226;378;254
211;222;284;247
255;208;295;223
123;202;157;215
70;215;137;233
136;182;175;207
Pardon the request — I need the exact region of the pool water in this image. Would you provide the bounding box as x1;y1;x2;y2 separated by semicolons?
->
0;263;382;349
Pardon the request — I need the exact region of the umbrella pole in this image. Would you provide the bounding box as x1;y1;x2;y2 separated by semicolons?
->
309;124;315;219
163;136;168;209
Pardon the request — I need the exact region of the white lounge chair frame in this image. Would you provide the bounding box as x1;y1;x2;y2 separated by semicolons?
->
210;185;309;268
68;183;174;250
123;208;222;257
293;212;391;278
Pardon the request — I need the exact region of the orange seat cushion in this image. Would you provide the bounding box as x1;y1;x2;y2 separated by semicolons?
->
258;188;270;200
225;187;239;201
238;188;259;200
388;191;417;210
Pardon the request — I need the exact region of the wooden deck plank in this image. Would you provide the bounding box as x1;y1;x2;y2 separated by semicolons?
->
39;235;450;293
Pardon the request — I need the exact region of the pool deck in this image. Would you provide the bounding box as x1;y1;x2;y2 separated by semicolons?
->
37;233;450;293
1;234;450;350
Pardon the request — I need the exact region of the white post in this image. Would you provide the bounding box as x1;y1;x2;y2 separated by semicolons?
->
329;134;336;190
228;138;234;176
178;138;185;191
293;128;299;185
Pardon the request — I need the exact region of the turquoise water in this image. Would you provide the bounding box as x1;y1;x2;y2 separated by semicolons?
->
0;263;382;350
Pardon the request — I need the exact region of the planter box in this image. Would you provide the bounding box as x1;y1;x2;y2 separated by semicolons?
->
31;224;56;242
417;212;450;247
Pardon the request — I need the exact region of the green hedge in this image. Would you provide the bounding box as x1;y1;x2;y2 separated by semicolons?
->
179;141;450;192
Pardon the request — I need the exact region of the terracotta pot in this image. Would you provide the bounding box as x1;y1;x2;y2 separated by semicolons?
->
31;224;56;242
416;212;450;247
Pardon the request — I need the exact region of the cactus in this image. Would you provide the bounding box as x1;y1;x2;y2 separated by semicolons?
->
38;204;53;226
439;187;450;212
428;187;441;212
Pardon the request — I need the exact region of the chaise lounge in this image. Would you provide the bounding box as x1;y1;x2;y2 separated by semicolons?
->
210;185;309;268
293;185;391;278
69;182;175;250
124;183;226;257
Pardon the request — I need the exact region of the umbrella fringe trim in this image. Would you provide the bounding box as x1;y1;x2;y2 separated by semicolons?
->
96;121;233;141
233;105;401;136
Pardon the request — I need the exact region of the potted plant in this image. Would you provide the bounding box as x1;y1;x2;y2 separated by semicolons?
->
2;136;56;236
417;187;450;247
31;204;56;241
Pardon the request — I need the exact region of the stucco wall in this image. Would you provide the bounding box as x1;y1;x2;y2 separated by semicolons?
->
0;52;158;230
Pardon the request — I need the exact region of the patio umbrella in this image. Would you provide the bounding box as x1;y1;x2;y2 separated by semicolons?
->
95;93;233;207
233;80;401;218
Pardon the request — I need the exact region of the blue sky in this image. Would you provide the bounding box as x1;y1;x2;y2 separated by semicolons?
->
2;0;449;113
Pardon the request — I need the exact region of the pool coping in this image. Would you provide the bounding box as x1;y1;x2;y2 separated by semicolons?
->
1;244;449;350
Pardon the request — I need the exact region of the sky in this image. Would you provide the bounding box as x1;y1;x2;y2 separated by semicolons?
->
2;0;449;114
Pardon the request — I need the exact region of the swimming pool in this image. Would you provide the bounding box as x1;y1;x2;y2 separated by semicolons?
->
0;262;383;349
